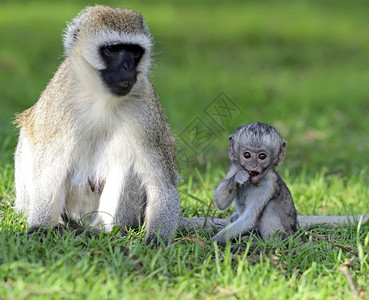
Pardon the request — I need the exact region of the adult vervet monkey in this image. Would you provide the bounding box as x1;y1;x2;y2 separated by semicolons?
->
14;5;180;244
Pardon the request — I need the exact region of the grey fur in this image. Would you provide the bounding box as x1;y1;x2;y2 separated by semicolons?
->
212;123;297;244
14;5;179;244
180;122;369;237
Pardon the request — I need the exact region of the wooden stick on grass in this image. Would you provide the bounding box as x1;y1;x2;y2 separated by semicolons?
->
305;232;358;256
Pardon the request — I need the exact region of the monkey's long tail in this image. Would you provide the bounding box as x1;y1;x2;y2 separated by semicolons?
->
179;214;369;232
297;214;369;228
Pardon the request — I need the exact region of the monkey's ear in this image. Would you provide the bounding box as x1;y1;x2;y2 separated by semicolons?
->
228;134;236;161
276;140;286;166
64;20;80;55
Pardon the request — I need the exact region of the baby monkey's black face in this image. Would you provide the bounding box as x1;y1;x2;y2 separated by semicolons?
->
99;44;144;96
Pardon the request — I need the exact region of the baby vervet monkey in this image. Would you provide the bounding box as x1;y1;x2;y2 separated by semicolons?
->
212;122;297;244
179;121;369;238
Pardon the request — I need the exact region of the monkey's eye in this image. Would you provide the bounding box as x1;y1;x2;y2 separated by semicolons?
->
259;153;267;160
104;45;120;55
244;152;251;159
131;49;142;59
129;45;144;59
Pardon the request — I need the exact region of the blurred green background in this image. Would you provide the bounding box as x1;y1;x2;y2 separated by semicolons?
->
1;3;369;298
1;0;369;178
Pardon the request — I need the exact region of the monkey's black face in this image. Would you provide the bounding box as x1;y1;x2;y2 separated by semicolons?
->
99;44;144;96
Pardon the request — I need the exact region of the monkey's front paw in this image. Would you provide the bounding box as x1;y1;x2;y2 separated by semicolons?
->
234;169;250;186
211;232;228;247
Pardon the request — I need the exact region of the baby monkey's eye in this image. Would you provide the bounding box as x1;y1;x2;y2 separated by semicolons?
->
258;153;267;160
244;152;251;159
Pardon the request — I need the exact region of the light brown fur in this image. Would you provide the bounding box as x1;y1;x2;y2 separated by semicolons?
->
14;5;179;244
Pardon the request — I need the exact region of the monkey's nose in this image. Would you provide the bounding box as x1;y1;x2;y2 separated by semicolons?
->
119;81;131;89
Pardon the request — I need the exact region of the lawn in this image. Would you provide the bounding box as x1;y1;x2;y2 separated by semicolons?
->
0;0;369;299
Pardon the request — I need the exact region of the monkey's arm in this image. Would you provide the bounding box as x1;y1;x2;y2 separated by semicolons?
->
213;178;236;211
211;199;270;245
214;165;249;211
211;178;274;244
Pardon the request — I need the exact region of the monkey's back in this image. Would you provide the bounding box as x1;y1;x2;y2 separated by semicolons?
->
268;172;298;234
15;59;74;147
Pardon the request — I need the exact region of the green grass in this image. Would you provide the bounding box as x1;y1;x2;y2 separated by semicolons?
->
1;0;369;299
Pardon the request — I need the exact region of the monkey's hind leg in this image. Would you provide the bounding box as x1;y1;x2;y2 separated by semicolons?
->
14;131;32;214
15;134;66;229
144;183;180;245
26;179;67;230
256;203;295;241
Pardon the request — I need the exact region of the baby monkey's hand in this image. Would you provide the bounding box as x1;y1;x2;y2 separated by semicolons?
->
234;169;250;186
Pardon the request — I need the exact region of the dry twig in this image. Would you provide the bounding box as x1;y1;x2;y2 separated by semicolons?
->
305;232;358;256
338;258;357;298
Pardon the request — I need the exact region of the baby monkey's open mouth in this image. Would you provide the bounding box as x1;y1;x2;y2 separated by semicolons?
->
249;171;261;183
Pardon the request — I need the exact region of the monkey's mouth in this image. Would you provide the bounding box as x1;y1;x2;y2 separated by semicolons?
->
113;81;134;96
249;171;261;183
